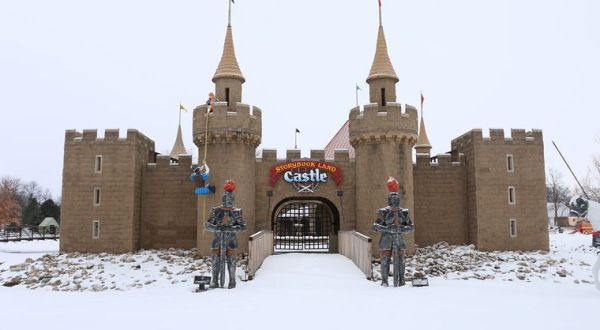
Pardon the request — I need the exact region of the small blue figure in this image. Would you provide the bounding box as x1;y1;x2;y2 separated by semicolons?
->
191;161;216;195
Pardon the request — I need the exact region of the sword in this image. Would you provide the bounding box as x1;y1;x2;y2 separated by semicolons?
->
393;231;399;287
392;210;400;287
219;230;226;288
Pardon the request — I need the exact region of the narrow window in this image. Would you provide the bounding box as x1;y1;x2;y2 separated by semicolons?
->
381;88;386;106
95;155;102;173
507;154;514;172
508;186;516;205
92;220;100;239
225;88;230;106
93;188;101;206
509;219;517;237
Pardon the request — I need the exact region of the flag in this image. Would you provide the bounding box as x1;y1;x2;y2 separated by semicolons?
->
378;0;382;7
420;92;424;106
231;0;235;3
179;103;187;112
295;128;300;133
356;84;362;91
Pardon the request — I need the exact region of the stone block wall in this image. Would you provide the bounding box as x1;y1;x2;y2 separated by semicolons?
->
141;155;197;250
452;129;548;251
413;153;468;247
60;129;154;253
255;149;356;235
349;102;418;256
193;102;261;256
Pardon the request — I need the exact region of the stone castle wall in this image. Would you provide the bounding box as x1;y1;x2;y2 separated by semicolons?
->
452;129;548;251
141;155;197;250
60;125;549;255
60;129;154;253
413;153;468;247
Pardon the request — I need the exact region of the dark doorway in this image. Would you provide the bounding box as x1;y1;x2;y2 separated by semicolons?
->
272;198;339;252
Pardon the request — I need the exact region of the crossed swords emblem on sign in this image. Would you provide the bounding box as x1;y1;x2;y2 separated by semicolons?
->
296;184;315;193
291;168;320;193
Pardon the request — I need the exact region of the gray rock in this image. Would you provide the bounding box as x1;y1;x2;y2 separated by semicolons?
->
3;276;22;287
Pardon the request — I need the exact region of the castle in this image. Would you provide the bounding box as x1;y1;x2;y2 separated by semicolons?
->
59;14;548;256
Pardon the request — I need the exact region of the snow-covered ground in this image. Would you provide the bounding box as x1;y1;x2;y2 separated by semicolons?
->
1;234;599;330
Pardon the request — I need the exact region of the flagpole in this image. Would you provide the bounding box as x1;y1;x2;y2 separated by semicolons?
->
379;2;382;26
294;130;297;149
355;85;359;108
178;103;182;126
420;91;423;120
228;0;232;26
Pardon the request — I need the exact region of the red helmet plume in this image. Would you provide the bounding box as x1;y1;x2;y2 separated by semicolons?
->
223;180;237;192
387;177;399;192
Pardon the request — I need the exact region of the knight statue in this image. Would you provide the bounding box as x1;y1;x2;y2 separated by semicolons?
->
204;180;246;289
373;177;414;287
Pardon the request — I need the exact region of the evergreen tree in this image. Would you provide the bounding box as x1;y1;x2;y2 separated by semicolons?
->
40;198;60;222
22;198;42;226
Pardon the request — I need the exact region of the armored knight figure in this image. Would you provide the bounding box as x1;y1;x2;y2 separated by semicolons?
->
373;177;414;287
204;180;246;289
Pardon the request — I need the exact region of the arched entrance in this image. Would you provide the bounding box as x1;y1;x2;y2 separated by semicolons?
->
272;197;340;252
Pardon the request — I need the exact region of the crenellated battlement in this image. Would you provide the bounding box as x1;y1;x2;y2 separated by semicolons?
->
348;102;418;146
193;102;262;147
257;148;353;164
452;128;543;150
415;152;465;168
65;128;155;148
146;154;192;170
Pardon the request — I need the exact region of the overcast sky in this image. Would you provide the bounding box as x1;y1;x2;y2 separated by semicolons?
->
1;0;599;198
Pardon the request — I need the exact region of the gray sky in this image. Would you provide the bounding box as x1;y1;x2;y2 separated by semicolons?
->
1;0;599;198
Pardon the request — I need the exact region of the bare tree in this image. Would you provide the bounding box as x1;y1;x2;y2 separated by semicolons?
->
547;169;571;229
0;176;57;225
0;179;22;225
577;144;600;202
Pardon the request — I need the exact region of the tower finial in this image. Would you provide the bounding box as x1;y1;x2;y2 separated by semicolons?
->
213;25;245;83
415;92;432;155
378;0;382;26
171;103;188;160
228;0;232;27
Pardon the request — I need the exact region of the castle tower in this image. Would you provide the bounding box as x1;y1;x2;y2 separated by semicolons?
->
349;13;418;255
193;21;262;256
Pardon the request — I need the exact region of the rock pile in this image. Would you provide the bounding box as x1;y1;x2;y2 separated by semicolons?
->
0;248;248;292
372;241;594;284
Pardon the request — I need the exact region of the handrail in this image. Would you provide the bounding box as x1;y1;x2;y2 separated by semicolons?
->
338;231;372;279
247;230;274;280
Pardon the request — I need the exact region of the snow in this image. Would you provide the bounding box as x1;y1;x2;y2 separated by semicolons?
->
0;240;58;268
1;234;599;330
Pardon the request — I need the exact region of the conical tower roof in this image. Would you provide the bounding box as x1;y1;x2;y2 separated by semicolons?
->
169;125;187;160
212;26;245;83
416;116;431;148
367;25;399;83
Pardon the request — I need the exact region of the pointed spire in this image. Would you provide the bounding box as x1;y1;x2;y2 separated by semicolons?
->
212;26;245;83
169;125;187;160
366;25;398;84
415;111;432;154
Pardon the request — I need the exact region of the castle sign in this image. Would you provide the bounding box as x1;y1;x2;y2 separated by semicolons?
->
269;161;343;193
